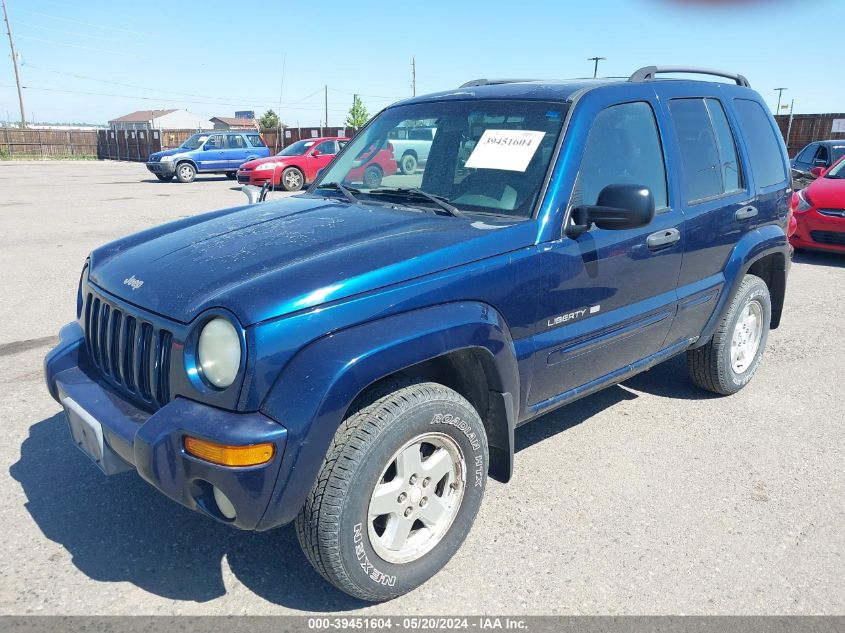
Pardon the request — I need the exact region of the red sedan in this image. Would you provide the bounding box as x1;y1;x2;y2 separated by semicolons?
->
237;136;396;191
790;156;845;253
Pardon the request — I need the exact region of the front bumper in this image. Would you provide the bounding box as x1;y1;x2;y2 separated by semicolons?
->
236;169;273;185
44;323;288;530
146;161;176;176
790;211;845;253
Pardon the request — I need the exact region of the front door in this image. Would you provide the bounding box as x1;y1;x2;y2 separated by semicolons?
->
198;134;226;171
529;100;683;406
304;140;338;181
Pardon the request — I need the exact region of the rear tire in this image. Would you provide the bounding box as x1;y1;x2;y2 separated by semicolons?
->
363;165;383;188
687;273;771;395
175;162;196;183
399;153;417;175
296;380;488;602
281;166;304;191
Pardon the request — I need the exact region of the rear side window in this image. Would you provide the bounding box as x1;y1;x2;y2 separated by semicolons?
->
572;101;668;210
705;99;742;194
246;134;266;147
226;134;246;149
733;99;787;187
668;99;723;202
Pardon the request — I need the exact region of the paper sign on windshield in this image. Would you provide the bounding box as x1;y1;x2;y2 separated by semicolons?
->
465;129;546;172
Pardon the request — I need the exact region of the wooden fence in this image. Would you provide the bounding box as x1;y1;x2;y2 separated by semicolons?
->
4;114;842;162
0;127;99;158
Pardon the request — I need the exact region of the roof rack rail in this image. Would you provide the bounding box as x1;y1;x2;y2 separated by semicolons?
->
629;66;750;88
459;78;537;88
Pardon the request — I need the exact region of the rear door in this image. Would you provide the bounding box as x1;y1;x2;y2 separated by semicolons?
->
225;133;250;169
530;98;683;406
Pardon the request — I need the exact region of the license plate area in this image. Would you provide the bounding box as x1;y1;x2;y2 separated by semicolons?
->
61;394;132;474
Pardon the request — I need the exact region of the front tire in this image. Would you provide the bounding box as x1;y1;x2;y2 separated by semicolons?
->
363;165;383;189
175;162;196;183
281;166;304;191
225;171;237;179
687;273;771;395
155;173;172;182
296;381;488;602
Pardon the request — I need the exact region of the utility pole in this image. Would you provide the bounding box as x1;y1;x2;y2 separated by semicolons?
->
324;84;328;134
773;87;787;114
411;57;416;96
2;0;26;128
786;99;795;154
587;56;606;78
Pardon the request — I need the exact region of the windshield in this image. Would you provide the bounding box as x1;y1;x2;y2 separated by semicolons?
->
314;100;567;218
180;134;208;150
826;156;845;178
277;139;316;156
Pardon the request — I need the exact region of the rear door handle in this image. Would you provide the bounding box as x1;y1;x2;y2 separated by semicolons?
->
646;228;681;251
735;205;758;221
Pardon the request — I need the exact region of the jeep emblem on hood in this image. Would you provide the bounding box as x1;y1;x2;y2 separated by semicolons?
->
123;275;144;291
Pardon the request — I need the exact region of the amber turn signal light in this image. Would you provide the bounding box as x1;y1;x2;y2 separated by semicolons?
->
184;436;275;467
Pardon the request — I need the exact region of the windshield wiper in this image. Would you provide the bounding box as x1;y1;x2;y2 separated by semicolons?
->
314;182;360;204
368;187;464;217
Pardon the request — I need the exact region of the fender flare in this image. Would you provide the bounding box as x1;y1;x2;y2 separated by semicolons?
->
694;223;789;347
256;301;520;529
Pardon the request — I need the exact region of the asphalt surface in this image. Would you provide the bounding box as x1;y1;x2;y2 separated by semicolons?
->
0;160;842;615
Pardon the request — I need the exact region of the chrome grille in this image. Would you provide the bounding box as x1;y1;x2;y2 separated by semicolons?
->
83;291;172;408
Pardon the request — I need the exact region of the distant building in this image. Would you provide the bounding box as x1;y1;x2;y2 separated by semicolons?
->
108;109;212;131
210;116;258;131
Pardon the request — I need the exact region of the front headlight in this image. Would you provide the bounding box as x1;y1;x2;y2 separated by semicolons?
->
197;318;241;388
160;155;175;162
255;162;278;171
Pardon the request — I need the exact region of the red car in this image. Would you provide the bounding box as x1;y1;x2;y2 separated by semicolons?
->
237;136;397;191
790;155;845;253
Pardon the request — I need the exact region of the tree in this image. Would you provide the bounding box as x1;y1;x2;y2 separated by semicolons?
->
345;95;369;129
258;109;280;131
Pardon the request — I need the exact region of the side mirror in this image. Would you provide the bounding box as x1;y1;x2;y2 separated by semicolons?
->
567;184;655;237
311;150;321;157
810;166;824;178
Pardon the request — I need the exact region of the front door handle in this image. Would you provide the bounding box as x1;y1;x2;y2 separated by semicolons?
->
735;205;758;221
646;228;681;251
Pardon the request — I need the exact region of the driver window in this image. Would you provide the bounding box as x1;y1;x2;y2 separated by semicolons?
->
570;101;668;212
314;140;337;155
204;135;224;150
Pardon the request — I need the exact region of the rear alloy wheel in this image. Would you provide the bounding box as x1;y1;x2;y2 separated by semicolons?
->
363;165;383;189
296;380;488;601
281;167;304;191
175;162;196;183
687;273;771;395
400;153;417;175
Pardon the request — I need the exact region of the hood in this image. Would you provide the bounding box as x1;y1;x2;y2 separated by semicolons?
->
807;175;845;208
88;196;534;326
150;147;192;160
240;155;292;170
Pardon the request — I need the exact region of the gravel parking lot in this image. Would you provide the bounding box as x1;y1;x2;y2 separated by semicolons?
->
0;160;842;615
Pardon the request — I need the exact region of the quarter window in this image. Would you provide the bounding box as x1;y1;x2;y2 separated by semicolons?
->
571;101;668;211
246;134;266;147
733;99;787;188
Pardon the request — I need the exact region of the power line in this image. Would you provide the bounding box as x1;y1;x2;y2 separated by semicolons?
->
17;8;156;38
16;20;128;44
17;33;157;59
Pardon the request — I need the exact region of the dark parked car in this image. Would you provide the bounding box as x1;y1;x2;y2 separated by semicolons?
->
46;66;791;602
791;139;845;175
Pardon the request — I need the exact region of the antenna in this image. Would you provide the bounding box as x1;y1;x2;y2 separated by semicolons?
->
411;57;416;96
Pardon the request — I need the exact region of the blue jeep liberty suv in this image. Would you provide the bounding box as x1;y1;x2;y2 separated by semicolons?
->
45;66;792;601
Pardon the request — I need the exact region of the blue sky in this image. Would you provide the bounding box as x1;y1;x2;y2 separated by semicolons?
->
2;0;842;125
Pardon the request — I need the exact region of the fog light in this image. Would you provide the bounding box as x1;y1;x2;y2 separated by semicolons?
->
184;436;275;466
213;486;236;520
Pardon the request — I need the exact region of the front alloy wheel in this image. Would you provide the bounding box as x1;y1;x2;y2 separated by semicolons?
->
296;380;488;601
